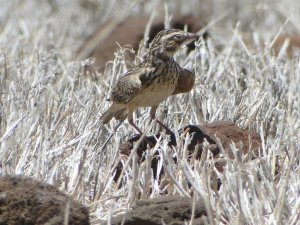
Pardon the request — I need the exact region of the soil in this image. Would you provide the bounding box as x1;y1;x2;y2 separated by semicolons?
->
0;176;90;225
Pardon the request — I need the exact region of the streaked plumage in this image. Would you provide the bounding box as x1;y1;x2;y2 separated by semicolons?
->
101;29;198;133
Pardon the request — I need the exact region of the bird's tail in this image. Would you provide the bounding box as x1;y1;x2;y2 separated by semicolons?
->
101;103;126;124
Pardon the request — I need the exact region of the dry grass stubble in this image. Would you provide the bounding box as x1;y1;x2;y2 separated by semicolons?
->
0;0;300;224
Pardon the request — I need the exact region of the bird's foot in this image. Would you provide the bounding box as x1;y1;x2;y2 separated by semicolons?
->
129;120;155;148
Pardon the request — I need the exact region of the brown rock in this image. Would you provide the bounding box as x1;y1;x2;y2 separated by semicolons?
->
199;121;262;159
242;35;300;59
114;122;262;182
109;196;208;225
199;121;262;173
271;35;300;58
0;176;90;225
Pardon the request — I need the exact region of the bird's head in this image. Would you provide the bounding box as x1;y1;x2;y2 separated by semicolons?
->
149;29;199;57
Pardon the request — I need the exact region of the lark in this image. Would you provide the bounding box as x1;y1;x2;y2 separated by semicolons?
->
101;29;198;134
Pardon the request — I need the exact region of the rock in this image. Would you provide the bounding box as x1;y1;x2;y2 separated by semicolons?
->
114;121;262;181
199;121;261;159
109;196;208;225
0;176;90;225
271;35;300;58
199;121;262;173
241;35;300;59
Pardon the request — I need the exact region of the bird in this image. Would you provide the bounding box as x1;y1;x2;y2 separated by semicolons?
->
111;67;195;122
101;29;199;134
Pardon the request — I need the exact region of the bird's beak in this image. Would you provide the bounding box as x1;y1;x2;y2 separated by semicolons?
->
183;33;200;44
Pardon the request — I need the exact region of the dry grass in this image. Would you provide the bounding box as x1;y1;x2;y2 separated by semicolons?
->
0;0;300;224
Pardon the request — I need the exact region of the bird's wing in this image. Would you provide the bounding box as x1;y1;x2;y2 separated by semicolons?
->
110;67;153;104
172;68;195;95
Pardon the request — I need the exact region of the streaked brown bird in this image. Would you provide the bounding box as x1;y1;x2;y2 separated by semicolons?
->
101;29;198;134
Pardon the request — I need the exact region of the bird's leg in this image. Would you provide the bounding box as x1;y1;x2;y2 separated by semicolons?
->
128;108;143;135
150;106;173;135
128;109;155;147
128;119;143;135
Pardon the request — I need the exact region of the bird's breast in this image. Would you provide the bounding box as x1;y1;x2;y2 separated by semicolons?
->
130;73;178;107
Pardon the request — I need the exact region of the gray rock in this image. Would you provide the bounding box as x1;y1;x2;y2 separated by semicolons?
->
109;196;208;225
